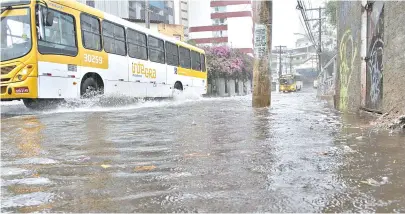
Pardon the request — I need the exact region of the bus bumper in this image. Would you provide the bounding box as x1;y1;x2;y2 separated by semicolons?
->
1;77;38;101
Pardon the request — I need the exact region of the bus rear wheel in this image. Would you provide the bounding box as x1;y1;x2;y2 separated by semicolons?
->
23;99;64;110
81;77;103;98
172;81;183;97
174;81;183;91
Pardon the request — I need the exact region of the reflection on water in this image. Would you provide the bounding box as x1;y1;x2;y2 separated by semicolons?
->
17;116;44;158
1;90;405;212
323;113;405;213
1;115;56;213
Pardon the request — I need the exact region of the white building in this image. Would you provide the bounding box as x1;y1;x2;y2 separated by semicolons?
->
173;0;189;39
77;0;175;24
188;0;254;55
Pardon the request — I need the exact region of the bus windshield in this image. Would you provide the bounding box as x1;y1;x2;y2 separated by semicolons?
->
1;8;32;62
280;78;294;85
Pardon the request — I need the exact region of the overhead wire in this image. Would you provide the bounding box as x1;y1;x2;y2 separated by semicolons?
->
296;0;317;49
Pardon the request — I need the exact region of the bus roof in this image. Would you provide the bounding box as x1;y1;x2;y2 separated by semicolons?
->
48;0;205;54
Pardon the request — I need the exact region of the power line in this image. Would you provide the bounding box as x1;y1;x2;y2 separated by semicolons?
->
296;0;326;75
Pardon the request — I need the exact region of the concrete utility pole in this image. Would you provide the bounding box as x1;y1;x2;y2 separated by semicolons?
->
288;55;293;74
252;1;272;108
303;7;324;74
296;1;325;75
145;0;150;29
275;45;286;77
318;7;322;74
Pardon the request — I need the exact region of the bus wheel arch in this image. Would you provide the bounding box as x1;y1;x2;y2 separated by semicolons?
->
80;73;104;98
174;81;183;91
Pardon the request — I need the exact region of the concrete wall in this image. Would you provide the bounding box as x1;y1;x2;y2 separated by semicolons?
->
336;1;405;116
207;78;251;97
227;79;236;96
383;2;405;115
237;80;244;95
157;24;184;41
217;78;226;96
336;1;362;112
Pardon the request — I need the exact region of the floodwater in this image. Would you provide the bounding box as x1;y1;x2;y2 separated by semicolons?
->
1;88;405;213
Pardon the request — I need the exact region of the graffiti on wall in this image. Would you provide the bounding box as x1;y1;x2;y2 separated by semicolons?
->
339;29;358;111
366;2;384;110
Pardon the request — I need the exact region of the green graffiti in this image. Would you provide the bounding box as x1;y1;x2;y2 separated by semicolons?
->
339;29;357;111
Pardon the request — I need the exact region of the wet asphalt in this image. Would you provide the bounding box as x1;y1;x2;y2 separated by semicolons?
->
1;88;405;213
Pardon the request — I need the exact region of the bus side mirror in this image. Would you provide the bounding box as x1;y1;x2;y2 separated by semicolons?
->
45;11;54;26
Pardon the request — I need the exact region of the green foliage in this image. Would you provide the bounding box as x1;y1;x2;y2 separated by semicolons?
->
201;46;253;81
186;39;197;46
324;0;337;28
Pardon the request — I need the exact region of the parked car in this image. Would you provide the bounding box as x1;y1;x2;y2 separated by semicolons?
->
313;80;318;88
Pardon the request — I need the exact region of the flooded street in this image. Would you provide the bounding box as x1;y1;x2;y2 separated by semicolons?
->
1;89;405;213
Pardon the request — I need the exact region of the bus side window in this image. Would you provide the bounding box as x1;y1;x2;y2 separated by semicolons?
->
201;54;206;72
127;28;147;60
37;7;78;56
148;36;165;64
80;13;102;51
102;21;126;56
191;50;201;71
165;42;179;66
179;46;190;69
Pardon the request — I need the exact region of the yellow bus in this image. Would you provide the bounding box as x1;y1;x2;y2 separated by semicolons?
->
279;74;296;93
1;0;207;109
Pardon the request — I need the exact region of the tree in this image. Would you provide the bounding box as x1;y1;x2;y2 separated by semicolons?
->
201;46;253;83
186;39;197;46
324;1;337;28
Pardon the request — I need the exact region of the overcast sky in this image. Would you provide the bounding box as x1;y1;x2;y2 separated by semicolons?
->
272;0;324;48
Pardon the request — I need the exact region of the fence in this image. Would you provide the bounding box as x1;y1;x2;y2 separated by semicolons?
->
317;54;337;107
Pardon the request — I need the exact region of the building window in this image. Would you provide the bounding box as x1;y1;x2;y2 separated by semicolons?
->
212;18;227;25
102;21;126;56
37;7;77;56
86;0;95;7
179;46;190;69
80;13;102;51
165;42;179;66
212;6;226;13
212;31;227;37
191;50;201;71
127;28;147;60
148;36;165;64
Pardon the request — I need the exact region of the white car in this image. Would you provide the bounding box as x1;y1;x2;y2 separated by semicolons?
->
313;80;318;88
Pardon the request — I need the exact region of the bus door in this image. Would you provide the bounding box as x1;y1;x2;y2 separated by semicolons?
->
36;5;80;99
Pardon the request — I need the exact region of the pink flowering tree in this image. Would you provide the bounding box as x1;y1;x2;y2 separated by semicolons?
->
200;45;251;83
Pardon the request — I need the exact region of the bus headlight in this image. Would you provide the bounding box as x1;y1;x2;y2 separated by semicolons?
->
13;65;33;82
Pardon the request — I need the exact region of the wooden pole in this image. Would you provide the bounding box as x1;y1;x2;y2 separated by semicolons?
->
252;1;272;108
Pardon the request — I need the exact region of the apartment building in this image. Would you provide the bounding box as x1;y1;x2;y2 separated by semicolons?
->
188;0;254;55
78;0;175;24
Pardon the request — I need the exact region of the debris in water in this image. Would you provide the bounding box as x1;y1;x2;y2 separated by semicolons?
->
360;177;389;186
318;151;329;156
185;153;211;157
101;164;111;169
360;178;380;186
343;145;356;153
135;165;157;172
380;176;389;185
